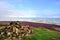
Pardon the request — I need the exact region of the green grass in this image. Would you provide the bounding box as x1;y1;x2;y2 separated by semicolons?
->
29;28;60;40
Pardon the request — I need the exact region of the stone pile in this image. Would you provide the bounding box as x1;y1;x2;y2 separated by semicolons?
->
0;21;33;40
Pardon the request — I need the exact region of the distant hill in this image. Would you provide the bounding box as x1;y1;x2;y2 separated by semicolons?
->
0;21;60;31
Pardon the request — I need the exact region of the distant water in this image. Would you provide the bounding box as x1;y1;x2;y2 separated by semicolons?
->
33;18;60;25
20;18;60;25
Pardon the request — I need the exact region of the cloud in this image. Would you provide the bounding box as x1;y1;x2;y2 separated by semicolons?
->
0;1;36;21
6;10;36;18
0;1;60;21
0;1;15;10
34;9;60;18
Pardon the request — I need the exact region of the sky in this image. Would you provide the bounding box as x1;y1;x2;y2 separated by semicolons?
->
0;0;60;21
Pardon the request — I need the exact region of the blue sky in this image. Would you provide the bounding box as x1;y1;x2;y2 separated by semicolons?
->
0;0;60;20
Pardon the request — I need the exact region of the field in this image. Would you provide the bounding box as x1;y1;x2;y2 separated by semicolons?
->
30;28;60;40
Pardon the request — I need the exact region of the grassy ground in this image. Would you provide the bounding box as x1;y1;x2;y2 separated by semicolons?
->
0;27;60;40
25;27;60;40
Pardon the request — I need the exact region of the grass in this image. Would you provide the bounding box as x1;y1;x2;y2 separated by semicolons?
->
29;28;60;40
